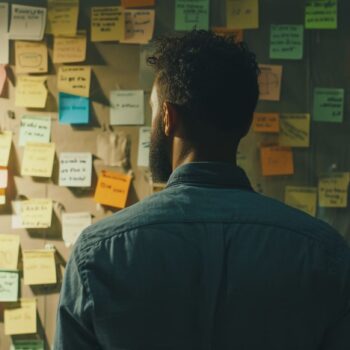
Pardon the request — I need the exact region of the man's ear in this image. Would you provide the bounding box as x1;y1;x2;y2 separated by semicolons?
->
162;102;178;137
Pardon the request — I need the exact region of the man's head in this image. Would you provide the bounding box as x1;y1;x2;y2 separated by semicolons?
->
147;30;260;183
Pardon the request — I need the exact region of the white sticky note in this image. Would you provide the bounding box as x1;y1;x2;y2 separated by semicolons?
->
137;127;151;167
19;115;51;147
0;3;9;33
0;270;19;302
62;212;91;247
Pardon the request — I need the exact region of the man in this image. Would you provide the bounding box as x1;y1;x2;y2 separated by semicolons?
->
55;30;350;349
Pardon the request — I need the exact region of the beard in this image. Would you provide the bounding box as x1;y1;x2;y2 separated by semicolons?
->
149;114;173;183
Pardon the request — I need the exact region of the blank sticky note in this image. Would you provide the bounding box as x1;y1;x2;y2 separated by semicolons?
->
270;25;304;60
285;186;317;217
62;212;91;247
226;0;259;29
260;146;294;176
0;234;20;270
313;88;344;123
175;0;209;31
59;92;90;124
0;270;19;302
137;127;151;167
258;64;283;101
279;114;310;147
319;173;349;208
19;199;53;229
15;76;48;109
19;115;51;147
305;0;337;29
253;113;280;133
15;41;48;74
0;131;12;167
53;32;87;64
57;65;91;98
94;171;132;209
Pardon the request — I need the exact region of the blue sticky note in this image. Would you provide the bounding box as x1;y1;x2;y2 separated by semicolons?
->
59;93;90;124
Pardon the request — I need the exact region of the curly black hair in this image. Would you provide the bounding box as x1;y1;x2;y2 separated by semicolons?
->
147;30;260;139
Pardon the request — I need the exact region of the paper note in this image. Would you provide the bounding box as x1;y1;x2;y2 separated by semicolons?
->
59;92;90;124
94;171;132;209
47;0;79;36
270;25;304;60
139;44;156;91
258;64;283;101
121;10;155;44
4;299;37;335
260;146;294;176
279;114;310;148
59;152;92;187
19;199;53;229
137;127;151;167
15;41;48;74
62;212;91;247
313;88;344;123
11;340;44;350
319;173;349;208
0;188;5;205
19;115;51;147
9;5;46;41
212;27;244;42
15;76;48;109
0;3;9;33
175;0;209;31
0;270;19;302
285;186;317;217
91;7;125;42
0;167;7;188
0;131;12;167
0;34;9;64
58;66;91;98
121;0;155;7
305;0;337;29
0;234;20;270
253;113;280;133
53;32;87;63
110;90;145;125
226;0;259;29
0;64;6;95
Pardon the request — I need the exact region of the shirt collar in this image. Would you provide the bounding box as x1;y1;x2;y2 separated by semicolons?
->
166;162;253;191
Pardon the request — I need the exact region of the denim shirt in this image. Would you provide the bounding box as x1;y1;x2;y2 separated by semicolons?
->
54;162;350;350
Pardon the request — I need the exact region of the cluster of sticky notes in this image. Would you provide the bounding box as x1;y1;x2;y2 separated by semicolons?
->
226;0;259;29
305;0;337;29
285;186;318;217
313;88;344;123
319;173;349;208
62;212;91;247
260;145;294;176
258;64;283;101
175;0;209;31
137;127;151;167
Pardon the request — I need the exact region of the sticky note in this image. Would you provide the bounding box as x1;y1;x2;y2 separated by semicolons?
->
0;270;19;302
121;10;155;44
62;212;91;247
0;188;5;205
58;66;91;98
0;167;8;188
91;7;125;42
0;33;9;65
19;115;51;147
59;152;92;187
53;32;87;64
59;92;90;124
11;340;44;350
175;0;209;31
15;41;48;74
270;25;304;60
253;113;280;133
319;173;349;208
94;171;132;209
0;64;6;95
313;88;344;123
258;64;283;101
121;0;155;7
15;76;48;109
19;199;53;229
226;0;259;29
279;114;310;148
0;131;12;167
0;3;9;33
9;5;46;41
139;44;156;91
285;186;317;217
0;234;20;270
260;146;294;176
212;27;244;42
21;143;55;178
110;90;145;125
47;0;79;36
305;0;337;29
4;299;37;335
137;127;151;167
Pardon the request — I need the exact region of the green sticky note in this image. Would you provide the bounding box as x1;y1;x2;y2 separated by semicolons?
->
11;340;44;350
175;0;209;31
0;270;19;302
313;88;344;122
305;0;337;29
270;25;304;60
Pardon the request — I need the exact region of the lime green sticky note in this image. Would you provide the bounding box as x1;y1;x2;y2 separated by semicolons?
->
12;340;44;350
270;25;304;60
305;0;337;29
175;0;209;31
313;88;344;123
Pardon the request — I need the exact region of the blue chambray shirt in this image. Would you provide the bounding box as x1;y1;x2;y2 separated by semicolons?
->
54;162;350;350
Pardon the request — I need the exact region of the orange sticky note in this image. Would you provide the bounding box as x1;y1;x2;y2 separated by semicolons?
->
121;0;155;7
94;171;132;209
212;27;244;42
253;113;280;133
260;146;294;176
0;65;6;95
258;64;283;101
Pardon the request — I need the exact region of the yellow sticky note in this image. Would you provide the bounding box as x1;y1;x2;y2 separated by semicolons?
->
319;173;349;208
23;250;57;285
19;199;53;229
21;142;55;178
4;299;37;335
121;0;155;7
0;234;20;270
58;66;91;97
259;64;283;101
285;186;317;217
94;171;132;209
15;41;48;74
91;7;125;42
227;0;259;29
253;113;280;133
15;76;48;109
260;145;294;176
0;131;12;167
53;32;87;63
279;114;310;148
212;27;244;42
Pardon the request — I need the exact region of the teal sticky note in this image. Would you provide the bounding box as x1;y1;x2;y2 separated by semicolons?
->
313;88;344;123
59;92;90;124
270;25;304;60
305;0;337;29
0;270;19;302
175;0;209;31
11;340;44;350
